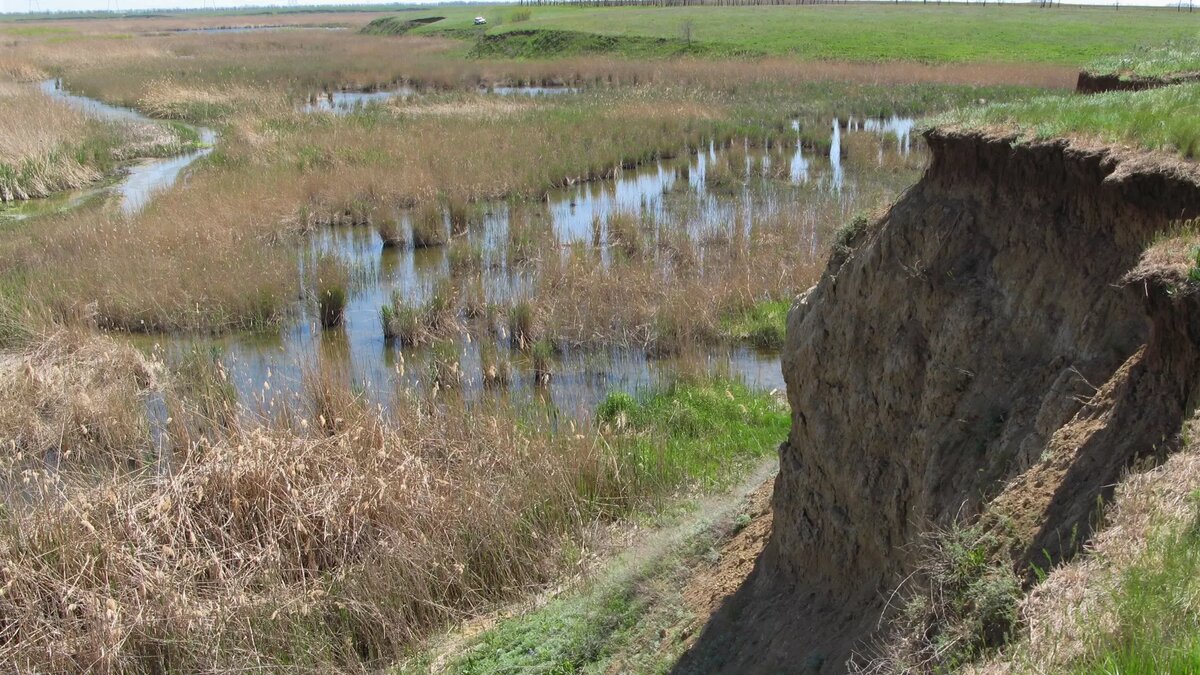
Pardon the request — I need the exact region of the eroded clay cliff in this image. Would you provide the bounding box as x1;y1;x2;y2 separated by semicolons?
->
676;129;1200;673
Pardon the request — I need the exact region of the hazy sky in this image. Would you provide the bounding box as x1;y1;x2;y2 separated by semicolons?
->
0;0;1183;14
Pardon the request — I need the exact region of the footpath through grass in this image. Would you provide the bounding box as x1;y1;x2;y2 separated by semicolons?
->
405;4;1195;65
596;378;789;492
398;460;778;675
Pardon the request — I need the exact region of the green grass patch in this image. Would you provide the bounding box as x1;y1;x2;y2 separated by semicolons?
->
720;299;789;351
596;378;788;490
411;5;1193;65
936;83;1200;159
1066;495;1200;673
449;583;646;674
2;25;74;37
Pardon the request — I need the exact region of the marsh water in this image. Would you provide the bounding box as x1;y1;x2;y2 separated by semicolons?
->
303;83;577;114
158;113;924;419
13;82;925;419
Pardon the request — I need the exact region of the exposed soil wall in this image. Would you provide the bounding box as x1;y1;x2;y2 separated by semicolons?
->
675;130;1200;674
1077;70;1200;93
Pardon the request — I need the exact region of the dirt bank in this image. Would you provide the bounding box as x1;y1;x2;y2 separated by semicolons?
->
1076;70;1200;93
675;129;1200;673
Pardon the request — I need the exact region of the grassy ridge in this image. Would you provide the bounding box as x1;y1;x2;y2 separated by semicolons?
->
937;83;1200;159
361;15;444;36
1087;39;1200;79
467;28;750;59
404;5;1195;65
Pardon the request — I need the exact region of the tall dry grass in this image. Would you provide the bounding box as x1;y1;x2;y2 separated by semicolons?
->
0;81;106;201
0;329;158;467
0;328;714;672
3;89;736;333
0;157;305;332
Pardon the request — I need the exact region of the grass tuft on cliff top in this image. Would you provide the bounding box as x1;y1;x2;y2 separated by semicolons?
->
1087;39;1200;79
936;83;1200;159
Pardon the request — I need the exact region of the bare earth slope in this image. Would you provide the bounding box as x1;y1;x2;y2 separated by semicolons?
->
675;129;1200;673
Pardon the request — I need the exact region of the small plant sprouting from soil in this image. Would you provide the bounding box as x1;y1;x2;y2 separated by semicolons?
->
861;523;1022;673
835;212;873;253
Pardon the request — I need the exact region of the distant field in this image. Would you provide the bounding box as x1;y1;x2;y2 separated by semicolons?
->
405;4;1198;65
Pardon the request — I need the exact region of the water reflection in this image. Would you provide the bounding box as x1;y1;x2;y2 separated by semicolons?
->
157;116;923;418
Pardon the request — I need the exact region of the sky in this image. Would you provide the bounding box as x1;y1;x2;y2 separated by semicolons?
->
0;0;1184;13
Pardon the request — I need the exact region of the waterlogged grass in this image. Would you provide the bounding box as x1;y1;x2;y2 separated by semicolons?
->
938;83;1200;159
597;379;788;489
411;5;1192;65
1088;39;1200;79
720;299;789;350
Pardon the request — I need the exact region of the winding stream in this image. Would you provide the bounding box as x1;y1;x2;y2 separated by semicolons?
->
0;80;215;220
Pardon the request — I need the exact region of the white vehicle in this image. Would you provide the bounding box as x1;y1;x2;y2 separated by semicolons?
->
473;16;487;26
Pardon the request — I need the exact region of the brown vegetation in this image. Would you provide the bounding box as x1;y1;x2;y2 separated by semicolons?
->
0;325;752;672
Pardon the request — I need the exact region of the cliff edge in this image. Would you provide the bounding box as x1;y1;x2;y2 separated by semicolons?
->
676;129;1200;673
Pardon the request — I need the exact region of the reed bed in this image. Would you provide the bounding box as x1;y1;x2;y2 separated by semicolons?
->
0;81;112;201
2;86;744;333
0;326;785;672
528;182;903;353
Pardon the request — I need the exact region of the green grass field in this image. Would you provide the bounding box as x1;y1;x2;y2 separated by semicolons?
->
1088;39;1200;78
401;4;1199;65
